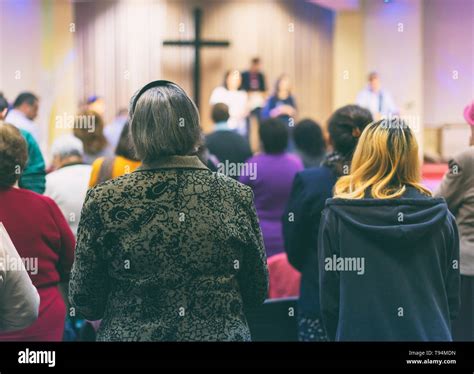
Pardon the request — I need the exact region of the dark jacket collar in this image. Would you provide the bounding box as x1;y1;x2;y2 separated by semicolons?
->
136;155;209;171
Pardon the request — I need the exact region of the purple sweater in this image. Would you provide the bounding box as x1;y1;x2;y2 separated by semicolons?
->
240;153;304;257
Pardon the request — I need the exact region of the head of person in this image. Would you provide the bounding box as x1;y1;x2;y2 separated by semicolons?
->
13;92;39;120
368;71;381;92
224;70;242;91
274;74;291;96
334;118;431;199
73;110;108;155
259;118;288;155
327;104;373;159
294;119;326;158
0;123;28;189
0;93;8;120
87;95;105;116
129;80;201;163
250;57;261;73
51;134;85;169
211;103;230;125
115;122;139;161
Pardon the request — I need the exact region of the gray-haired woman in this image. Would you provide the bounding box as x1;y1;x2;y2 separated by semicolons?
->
69;80;268;341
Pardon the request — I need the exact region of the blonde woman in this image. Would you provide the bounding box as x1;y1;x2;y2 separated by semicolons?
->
318;118;460;341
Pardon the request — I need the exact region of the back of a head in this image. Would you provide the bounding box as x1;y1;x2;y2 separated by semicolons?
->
87;96;105;115
129;81;201;163
294;119;326;157
274;74;290;95
251;57;261;70
73;110;107;155
259;118;288;154
328;105;373;157
13;92;38;108
0;123;28;188
368;71;379;82
51;134;84;160
211;103;230;124
334;117;431;199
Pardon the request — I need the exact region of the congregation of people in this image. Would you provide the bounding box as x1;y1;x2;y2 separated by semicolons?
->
0;57;473;342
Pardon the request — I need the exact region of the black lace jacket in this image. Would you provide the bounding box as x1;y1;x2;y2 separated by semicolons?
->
69;155;268;341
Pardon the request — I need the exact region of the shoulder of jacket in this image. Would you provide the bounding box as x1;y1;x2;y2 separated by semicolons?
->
212;172;253;199
84;173;123;200
300;165;332;178
297;166;334;194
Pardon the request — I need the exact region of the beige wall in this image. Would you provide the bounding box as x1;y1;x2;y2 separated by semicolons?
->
332;0;424;151
332;0;473;157
74;0;168;125
362;0;423;121
0;1;41;97
0;0;42;139
41;0;77;147
0;0;76;153
332;10;364;110
334;0;424;118
423;0;474;127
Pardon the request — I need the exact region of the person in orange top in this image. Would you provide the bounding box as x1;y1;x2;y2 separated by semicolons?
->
89;122;141;187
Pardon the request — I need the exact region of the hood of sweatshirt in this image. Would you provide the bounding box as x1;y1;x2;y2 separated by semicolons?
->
325;187;449;248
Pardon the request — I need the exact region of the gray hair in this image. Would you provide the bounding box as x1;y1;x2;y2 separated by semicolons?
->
129;82;201;162
51;134;84;159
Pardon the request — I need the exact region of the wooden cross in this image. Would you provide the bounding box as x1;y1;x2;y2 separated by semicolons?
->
163;8;231;108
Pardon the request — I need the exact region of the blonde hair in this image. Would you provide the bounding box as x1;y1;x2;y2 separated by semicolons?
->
334;118;431;199
73;110;107;155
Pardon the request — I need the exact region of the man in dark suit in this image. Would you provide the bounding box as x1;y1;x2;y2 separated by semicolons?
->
240;58;267;116
241;57;266;92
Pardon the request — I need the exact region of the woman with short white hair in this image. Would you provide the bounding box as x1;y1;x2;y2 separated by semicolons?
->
69;80;268;341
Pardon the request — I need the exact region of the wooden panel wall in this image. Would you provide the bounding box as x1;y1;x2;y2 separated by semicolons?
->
74;0;334;131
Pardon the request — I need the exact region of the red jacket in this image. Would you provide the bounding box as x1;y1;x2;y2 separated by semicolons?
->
0;187;75;341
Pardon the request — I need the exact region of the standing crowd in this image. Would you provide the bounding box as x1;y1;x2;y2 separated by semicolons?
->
0;59;473;341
